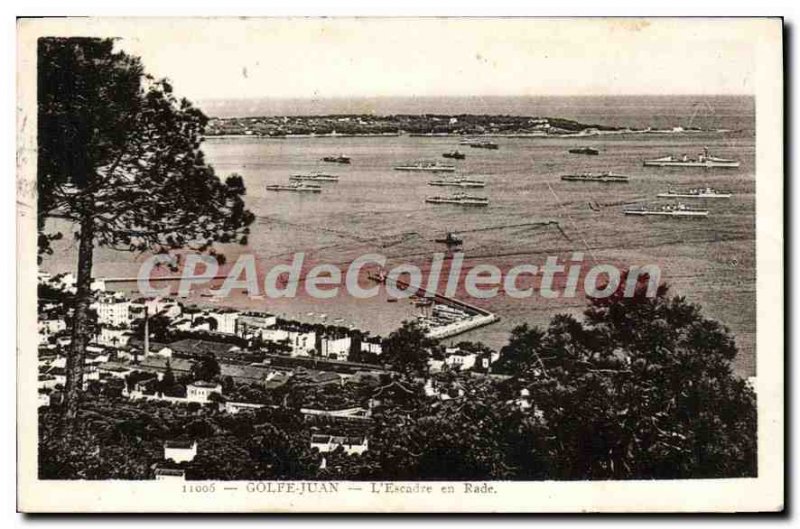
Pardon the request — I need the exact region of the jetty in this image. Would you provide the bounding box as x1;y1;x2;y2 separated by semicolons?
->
368;271;499;340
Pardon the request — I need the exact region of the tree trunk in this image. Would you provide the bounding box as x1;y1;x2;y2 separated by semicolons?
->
63;217;94;425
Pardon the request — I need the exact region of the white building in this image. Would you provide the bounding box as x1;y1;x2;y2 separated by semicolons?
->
154;467;185;481
444;348;478;371
224;401;267;415
262;328;317;357
186;381;222;404
93;294;132;327
130;297;182;320
185;308;239;335
360;338;383;356
163;440;197;463
236;311;277;338
39;318;66;336
319;335;351;361
310;434;369;456
97;325;131;347
38;376;58;390
146;345;173;359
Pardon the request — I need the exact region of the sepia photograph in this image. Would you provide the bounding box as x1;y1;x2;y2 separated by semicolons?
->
15;16;784;512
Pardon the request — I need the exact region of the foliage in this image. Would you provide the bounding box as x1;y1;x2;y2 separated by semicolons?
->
39;279;756;481
381;320;437;376
37;37;254;424
191;354;221;383
130;314;171;343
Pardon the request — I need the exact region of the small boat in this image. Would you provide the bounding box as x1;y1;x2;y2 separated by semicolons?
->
322;155;351;164
568;147;600;155
394;161;456;173
442;151;466;160
265;182;322;193
460;139;499;150
434;231;463;247
561;172;630;183
657;187;732;199
643;147;740;168
289;173;340;182
428;177;486;188
624;202;709;217
425;193;489;207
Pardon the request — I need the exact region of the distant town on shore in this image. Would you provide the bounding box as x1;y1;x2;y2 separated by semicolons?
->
205;114;726;138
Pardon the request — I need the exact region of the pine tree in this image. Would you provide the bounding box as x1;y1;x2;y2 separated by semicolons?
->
37;38;254;426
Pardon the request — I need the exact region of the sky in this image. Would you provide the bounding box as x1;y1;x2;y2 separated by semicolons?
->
37;18;762;103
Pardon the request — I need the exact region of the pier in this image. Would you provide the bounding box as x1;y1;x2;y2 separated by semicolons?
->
368;271;499;340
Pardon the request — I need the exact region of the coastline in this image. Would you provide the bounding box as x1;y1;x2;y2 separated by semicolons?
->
204;128;736;140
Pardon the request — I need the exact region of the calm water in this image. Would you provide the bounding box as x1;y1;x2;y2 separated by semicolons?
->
42;96;757;376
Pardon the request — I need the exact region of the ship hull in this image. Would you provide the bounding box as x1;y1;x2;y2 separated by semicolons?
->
568;149;599;155
290;176;339;182
643;160;740;168
624;210;708;217
265;187;322;193
425;199;488;207
428;182;486;188
562;176;629;183
395;166;456;173
656;193;731;199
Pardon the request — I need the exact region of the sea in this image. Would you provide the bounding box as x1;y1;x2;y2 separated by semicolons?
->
41;95;757;377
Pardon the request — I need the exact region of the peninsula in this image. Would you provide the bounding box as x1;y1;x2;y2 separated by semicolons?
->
204;114;724;138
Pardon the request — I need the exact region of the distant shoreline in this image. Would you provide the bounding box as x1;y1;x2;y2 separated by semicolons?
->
204;128;735;140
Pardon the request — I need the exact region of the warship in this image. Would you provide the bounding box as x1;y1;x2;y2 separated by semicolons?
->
624;203;709;217
289;173;340;182
643;147;740;168
561;172;629;183
460;139;499;150
428;177;486;188
322;154;351;164
568;147;600;155
394;161;456;173
265;182;322;193
656;187;732;199
425;193;489;207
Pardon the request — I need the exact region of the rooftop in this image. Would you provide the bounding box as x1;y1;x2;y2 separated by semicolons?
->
168;339;240;357
164;439;196;449
189;381;220;389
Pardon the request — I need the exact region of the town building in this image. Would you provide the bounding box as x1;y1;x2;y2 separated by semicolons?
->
97;325;132;347
167;339;242;359
309;434;369;455
443;348;478;371
154;467;185;481
262;326;316;357
318;334;352;361
93;293;132;327
186;381;222;403
236;311;277;338
163;440;198;463
360;337;383;356
224;401;267;414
